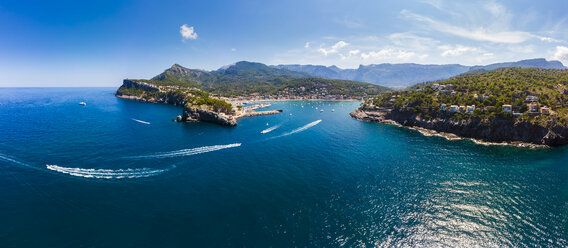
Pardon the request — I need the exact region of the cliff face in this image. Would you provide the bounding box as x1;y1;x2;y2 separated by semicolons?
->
182;106;237;126
350;108;568;146
115;79;237;126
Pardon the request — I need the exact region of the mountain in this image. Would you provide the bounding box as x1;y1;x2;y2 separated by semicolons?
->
469;58;565;71
274;58;566;88
127;61;389;97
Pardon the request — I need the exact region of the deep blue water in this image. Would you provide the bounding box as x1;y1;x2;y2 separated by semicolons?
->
1;87;567;247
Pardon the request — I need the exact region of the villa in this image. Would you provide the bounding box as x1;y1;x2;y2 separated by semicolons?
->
466;105;475;114
526;95;538;102
540;106;551;115
528;103;539;113
449;105;459;112
503;104;512;113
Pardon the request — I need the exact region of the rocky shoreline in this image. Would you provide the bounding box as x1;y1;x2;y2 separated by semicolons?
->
117;93;284;126
114;79;283;126
350;108;568;147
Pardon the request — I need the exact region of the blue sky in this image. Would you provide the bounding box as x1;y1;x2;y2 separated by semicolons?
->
1;0;568;86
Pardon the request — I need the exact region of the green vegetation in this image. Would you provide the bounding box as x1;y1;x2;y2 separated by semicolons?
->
271;77;389;97
367;68;568;123
117;61;392;115
116;83;233;114
195;97;232;113
144;62;389;97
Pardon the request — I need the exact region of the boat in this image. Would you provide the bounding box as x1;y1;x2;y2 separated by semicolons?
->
266;123;269;126
320;109;324;112
79;102;86;106
331;109;335;112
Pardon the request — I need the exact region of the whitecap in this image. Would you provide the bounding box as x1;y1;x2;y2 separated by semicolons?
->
46;164;171;179
261;125;281;134
132;118;151;125
126;143;241;159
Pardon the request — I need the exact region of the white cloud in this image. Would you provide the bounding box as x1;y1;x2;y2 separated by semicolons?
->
180;25;197;41
419;0;443;10
439;45;479;56
348;50;360;56
552;46;568;64
304;42;310;48
538;36;562;43
401;9;533;44
360;48;416;60
318;41;349;56
231;48;236;52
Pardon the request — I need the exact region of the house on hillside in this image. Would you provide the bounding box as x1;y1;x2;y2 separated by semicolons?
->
449;105;458;112
528;103;539;113
466;105;475;114
440;104;447;111
503;105;512;113
525;95;538;102
540;106;551;115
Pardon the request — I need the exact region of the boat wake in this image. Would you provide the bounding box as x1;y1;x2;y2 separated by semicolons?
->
0;153;43;171
132;118;151;125
272;120;322;139
261;125;281;134
46;164;172;179
126;143;242;159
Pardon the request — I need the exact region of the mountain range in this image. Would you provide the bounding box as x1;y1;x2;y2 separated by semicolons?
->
132;61;389;97
273;58;565;88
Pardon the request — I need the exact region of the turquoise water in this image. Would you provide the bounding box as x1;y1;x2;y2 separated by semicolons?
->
1;88;567;247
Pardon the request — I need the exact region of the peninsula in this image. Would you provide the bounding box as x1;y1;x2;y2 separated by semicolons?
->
351;68;568;147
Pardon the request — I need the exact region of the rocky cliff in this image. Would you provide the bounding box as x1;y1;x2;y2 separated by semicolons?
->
350;108;568;147
115;79;238;126
116;79;282;126
182;105;237;126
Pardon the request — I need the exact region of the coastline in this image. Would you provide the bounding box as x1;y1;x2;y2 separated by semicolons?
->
350;109;549;149
116;92;283;126
227;98;362;105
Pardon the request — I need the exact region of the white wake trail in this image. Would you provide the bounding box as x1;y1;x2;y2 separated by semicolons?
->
132;118;151;125
46;165;171;179
126;143;242;159
261;125;281;134
274;120;322;138
0;153;43;171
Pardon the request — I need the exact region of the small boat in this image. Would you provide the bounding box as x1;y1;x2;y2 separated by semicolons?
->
315;107;318;110
331;109;335;112
266;123;269;126
320;109;324;112
79;102;86;106
289;113;292;116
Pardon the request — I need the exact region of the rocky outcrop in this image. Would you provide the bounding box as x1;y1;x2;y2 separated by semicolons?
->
350;108;568;146
182;105;237;126
116;79;282;126
120;79;160;93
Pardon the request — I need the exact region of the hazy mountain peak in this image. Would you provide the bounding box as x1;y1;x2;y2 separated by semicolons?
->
275;58;565;88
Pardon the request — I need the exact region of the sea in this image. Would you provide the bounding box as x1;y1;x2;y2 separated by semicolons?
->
0;87;567;247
